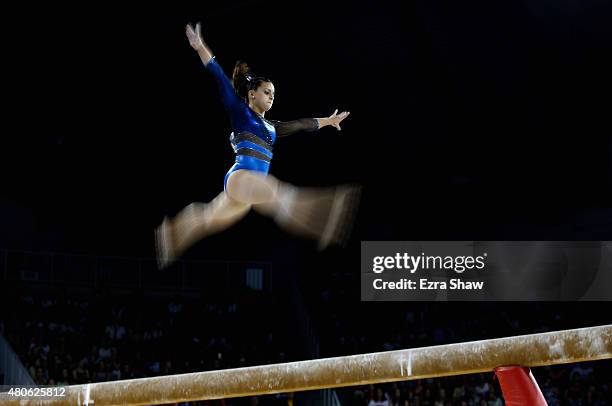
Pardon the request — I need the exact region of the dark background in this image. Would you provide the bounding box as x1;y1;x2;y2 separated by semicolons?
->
1;1;611;403
3;0;612;266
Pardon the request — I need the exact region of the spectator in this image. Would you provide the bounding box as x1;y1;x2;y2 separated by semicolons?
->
368;387;390;406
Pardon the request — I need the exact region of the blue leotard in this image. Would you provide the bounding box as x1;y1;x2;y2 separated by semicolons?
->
204;57;319;190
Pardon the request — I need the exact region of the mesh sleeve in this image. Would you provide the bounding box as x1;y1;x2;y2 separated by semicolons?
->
272;118;320;138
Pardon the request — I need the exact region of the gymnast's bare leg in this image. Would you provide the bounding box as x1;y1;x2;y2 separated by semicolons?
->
156;169;359;268
228;170;360;249
156;192;251;268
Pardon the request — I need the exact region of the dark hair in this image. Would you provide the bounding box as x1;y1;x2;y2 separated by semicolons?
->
232;60;273;104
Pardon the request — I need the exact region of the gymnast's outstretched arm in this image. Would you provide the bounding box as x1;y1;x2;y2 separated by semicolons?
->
274;109;351;137
185;22;244;120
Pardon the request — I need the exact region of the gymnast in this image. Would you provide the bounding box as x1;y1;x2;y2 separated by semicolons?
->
156;22;360;268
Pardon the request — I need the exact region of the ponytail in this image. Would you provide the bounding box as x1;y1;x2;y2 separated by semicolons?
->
231;60;273;103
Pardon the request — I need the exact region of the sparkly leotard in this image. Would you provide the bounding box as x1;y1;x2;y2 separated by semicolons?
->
204;57;319;190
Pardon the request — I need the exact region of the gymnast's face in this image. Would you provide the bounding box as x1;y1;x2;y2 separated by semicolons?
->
249;82;275;112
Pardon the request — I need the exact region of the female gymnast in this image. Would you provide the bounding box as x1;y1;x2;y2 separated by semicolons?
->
156;22;360;268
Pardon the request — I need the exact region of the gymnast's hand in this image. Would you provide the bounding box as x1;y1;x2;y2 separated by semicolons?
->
326;109;350;131
186;22;214;65
186;22;205;51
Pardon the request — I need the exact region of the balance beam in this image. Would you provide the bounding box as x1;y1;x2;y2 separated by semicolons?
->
4;324;611;405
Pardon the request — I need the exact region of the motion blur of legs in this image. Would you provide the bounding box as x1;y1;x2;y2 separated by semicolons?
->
156;192;251;269
156;169;360;269
234;171;361;250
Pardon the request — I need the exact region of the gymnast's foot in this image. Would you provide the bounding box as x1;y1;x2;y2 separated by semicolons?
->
317;184;361;251
155;216;177;270
155;203;209;269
